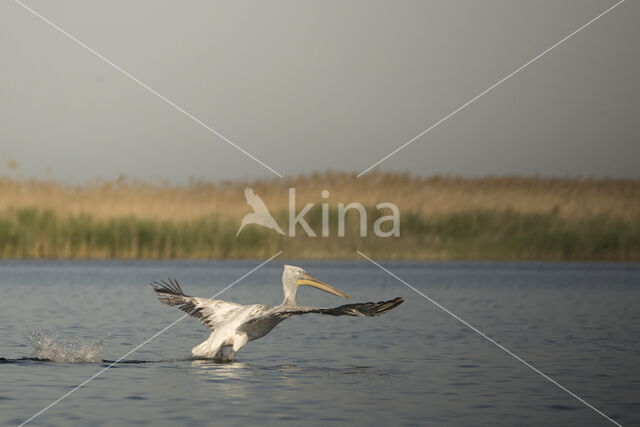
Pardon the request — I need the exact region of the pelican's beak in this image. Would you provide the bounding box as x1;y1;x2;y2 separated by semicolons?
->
297;273;349;298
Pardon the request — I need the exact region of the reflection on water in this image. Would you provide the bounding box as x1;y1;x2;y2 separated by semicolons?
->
190;360;253;400
0;260;639;426
190;360;378;380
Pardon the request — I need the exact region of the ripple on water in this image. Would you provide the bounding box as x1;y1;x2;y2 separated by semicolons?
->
546;404;577;411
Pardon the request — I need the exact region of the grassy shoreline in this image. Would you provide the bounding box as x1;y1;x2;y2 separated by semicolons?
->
1;173;639;261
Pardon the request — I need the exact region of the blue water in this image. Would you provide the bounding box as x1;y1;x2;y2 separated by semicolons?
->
1;260;639;426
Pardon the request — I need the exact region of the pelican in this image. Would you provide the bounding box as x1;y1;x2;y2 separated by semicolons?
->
151;265;403;360
236;187;285;236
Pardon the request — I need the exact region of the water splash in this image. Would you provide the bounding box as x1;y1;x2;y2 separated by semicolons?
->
27;331;106;363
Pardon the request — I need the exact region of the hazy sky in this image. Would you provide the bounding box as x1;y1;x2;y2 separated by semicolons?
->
1;0;638;182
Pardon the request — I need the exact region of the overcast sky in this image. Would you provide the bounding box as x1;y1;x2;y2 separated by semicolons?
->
1;0;638;183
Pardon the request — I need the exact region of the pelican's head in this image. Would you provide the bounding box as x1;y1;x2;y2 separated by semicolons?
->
281;265;349;305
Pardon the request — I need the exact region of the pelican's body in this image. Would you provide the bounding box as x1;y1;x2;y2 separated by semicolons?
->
152;265;403;360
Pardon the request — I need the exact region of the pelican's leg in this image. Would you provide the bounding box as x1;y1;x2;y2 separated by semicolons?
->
213;347;228;361
192;332;226;359
228;333;249;361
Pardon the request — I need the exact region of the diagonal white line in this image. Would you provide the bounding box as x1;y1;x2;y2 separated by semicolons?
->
13;0;283;178
356;250;622;426
357;0;625;177
19;250;283;427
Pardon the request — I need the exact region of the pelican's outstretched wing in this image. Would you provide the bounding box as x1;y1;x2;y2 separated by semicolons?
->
285;297;403;317
240;297;403;331
244;187;269;213
151;278;242;331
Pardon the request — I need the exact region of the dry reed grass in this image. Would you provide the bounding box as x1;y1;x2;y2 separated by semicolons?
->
1;172;638;221
1;172;639;261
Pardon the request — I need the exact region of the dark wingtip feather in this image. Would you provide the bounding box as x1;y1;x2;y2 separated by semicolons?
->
149;279;207;321
151;277;186;296
371;297;404;315
322;297;404;317
359;297;404;316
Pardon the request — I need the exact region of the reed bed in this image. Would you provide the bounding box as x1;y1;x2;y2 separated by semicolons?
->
0;172;638;261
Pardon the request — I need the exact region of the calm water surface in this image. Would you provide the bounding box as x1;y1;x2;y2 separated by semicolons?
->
0;260;639;426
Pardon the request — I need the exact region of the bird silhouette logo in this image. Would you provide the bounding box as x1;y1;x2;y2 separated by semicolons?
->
236;187;286;236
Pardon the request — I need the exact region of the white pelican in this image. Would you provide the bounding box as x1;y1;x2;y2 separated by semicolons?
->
236;187;285;236
152;265;403;360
